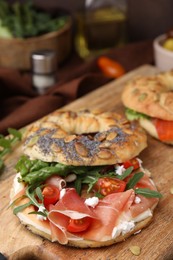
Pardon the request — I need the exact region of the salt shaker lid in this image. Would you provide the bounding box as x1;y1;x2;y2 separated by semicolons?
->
31;49;57;74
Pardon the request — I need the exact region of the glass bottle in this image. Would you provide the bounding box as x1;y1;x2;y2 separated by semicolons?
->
75;0;127;60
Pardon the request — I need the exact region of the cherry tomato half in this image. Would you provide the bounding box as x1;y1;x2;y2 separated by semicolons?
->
97;56;125;78
42;184;60;207
67;217;92;233
123;158;140;170
93;177;126;196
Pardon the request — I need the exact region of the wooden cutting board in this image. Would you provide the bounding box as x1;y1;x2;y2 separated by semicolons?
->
1;65;173;260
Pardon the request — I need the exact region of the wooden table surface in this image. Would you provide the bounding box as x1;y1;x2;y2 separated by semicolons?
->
1;65;173;260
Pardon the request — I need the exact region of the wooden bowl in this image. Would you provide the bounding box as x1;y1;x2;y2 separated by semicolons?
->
0;18;72;70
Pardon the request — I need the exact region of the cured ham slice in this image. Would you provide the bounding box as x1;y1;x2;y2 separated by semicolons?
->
48;189;135;243
80;189;135;241
49;188;97;219
45;176;66;190
130;174;159;218
48;188;98;243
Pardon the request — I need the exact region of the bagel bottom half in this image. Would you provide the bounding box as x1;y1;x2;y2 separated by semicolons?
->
10;165;160;248
14;208;153;248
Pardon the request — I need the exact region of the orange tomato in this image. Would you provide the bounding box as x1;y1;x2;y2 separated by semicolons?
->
123;158;140;170
153;118;173;141
97;56;125;78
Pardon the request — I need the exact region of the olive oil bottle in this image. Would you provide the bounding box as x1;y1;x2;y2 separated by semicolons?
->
75;2;127;60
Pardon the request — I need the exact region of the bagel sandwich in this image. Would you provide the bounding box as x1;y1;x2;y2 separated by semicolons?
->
10;110;162;248
122;71;173;144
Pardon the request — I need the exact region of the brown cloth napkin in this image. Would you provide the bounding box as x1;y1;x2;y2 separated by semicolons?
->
0;40;154;135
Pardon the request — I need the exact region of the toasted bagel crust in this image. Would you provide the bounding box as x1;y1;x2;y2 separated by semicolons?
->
23;110;147;166
122;71;173;120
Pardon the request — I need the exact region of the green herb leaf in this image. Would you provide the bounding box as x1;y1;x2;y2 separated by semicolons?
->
0;128;22;171
135;188;162;198
116;166;134;180
0;158;4;170
13;200;32;215
35;186;43;202
74;177;82;195
8;127;22;140
26;186;41;209
9;195;26;209
28;211;47;217
125;108;149;121
0;138;11;148
0;0;69;38
126;172;144;190
94;191;104;199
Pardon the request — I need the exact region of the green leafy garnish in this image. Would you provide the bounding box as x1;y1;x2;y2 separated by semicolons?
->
116;166;134;180
13;200;32;215
125;108;149;121
35;186;44;202
14;155;162;201
126;172;144;190
0;0;69;39
0;128;22;171
135;188;162;198
13;185;48;217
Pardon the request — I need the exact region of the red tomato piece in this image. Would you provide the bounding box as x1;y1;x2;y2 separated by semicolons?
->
152;118;173;141
67;217;91;233
93;177;126;196
123;158;140;170
42;184;60;207
97;56;125;78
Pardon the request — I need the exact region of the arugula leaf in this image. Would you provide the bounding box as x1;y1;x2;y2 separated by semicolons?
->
8;127;22;140
13;200;32;215
135;188;162;198
12;185;48;216
0;128;22;171
116;166;134;180
126;172;144;190
0;159;4;170
28;211;47;217
82;175;99;193
74;177;82;195
35;186;44;202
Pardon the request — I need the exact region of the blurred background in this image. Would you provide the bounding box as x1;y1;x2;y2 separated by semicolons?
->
3;0;173;64
1;0;173;135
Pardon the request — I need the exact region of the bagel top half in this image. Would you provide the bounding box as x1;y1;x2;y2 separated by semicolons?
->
121;70;173;121
23;109;147;166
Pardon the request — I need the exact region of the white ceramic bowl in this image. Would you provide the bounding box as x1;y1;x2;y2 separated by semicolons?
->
153;34;173;71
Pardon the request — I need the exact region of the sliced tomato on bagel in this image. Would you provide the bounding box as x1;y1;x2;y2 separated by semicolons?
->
42;184;60;207
67;217;92;233
123;157;140;170
153;118;173;141
93;177;126;196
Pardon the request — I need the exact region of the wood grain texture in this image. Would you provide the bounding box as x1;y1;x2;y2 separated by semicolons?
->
1;65;173;260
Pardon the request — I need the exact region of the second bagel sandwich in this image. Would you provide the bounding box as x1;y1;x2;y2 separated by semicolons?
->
122;71;173;144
